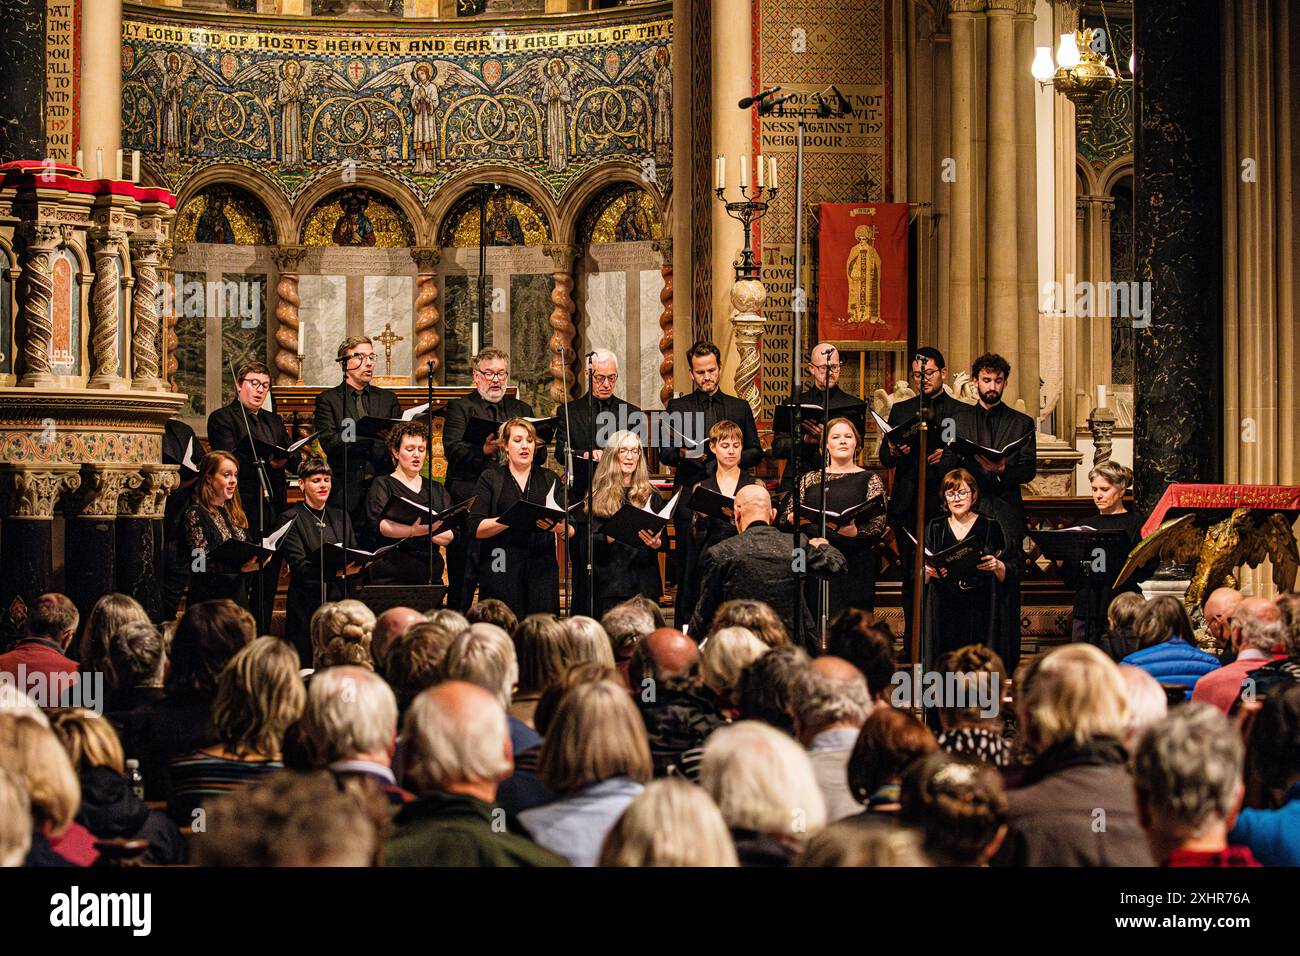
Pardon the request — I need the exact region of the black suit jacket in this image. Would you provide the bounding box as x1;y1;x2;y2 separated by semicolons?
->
207;400;292;532
658;388;762;490
951;401;1037;536
554;394;645;499
770;384;865;478
879;390;966;526
313;381;403;514
442;391;548;498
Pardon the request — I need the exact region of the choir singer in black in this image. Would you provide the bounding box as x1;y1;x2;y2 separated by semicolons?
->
587;430;664;617
313;335;403;520
554;348;643;616
442;347;547;610
771;343;866;492
689;419;761;561
182;451;266;608
467;418;568;619
364;420;456;588
659;341;762;629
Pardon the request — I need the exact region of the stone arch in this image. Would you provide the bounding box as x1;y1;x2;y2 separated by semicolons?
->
292;168;428;246
1076;156;1102;197
426;166;558;246
175;163;291;246
1100;157;1134;198
558;161;666;244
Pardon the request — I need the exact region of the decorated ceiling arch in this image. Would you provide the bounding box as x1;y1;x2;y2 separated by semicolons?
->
176;183;276;244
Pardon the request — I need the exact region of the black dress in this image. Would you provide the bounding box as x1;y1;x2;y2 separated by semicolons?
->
1060;509;1145;644
590;487;665;618
690;469;761;557
365;473;453;586
181;503;250;608
781;469;887;619
468;464;561;619
276;502;355;663
923;513;1007;667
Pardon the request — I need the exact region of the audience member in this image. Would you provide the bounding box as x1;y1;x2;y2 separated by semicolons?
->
796;821;929;867
564;616;616;669
628;628;727;779
0;593;80;694
1097;591;1146;661
386;621;458;716
76;593;149;678
1230;594;1300;706
709;598;790;648
426;608;470;635
847;705;937;815
598;778;738;867
0;767;31;867
621;594;665;630
386;682;565;867
1133;703;1258;866
466;598;518;635
1193;599;1285;713
518;681;652;866
1118;665;1168;751
736;645;809;735
193;771;382;866
299;666;409;805
309;599;376;671
826;609;898;700
1231;683;1300;865
790;656;873;821
900;753;1007;866
699;721;827;866
994;643;1152;866
511;613;572;728
601;602;655;683
371;607;425;676
48;708;184;864
0;713;93;866
1120;595;1219;699
531;662;621;739
1202;586;1245;657
168;637;305;824
700;626;767;715
934;644;1008;767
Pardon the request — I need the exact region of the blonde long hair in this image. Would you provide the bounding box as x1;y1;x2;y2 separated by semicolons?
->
590;430;653;517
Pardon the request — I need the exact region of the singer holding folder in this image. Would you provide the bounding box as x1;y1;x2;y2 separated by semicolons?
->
365;421;455;586
587;431;665;617
468;418;568;619
182;452;266;608
690;420;761;558
923;468;1007;666
1060;461;1145;644
277;457;357;663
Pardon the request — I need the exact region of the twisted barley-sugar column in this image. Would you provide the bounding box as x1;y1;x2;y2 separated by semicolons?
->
655;238;674;406
18;223;61;388
272;246;307;386
543;243;580;407
159;240;179;391
87;233;124;387
130;237;163;389
411;246;442;383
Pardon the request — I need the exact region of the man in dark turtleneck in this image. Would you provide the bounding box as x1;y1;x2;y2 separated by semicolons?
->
553;348;644;617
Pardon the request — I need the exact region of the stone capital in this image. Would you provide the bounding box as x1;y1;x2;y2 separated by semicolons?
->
24;222;62;251
986;0;1017;14
129;237;162;263
72;465;143;519
0;466;82;519
652;237;673;263
949;0;987;14
410;246;442;271
273;245;310;272
121;465;180;519
542;242;582;272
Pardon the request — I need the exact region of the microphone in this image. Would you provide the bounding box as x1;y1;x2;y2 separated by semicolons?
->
336;352;357;364
739;86;782;109
829;84;853;116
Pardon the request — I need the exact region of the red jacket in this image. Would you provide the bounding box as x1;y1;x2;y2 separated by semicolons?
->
0;638;79;694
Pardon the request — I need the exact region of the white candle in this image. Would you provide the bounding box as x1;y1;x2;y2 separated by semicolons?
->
95;148;103;179
75;149;83;172
718;156;725;191
756;154;765;188
132;150;140;183
1097;384;1107;409
472;322;480;358
740;155;749;190
770;157;778;190
297;320;306;359
116;149;124;180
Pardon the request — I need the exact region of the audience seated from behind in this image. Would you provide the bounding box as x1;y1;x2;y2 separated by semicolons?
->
517;681;651;866
48;708;185;865
601;601;656;685
385;621;459;720
466;598;518;636
0;767;32;867
796;821;929;868
708;598;790;649
736;645;809;737
1230;683;1300;866
371;607;426;679
899;752;1007;866
75;593;150;698
385;682;566;867
699;721;827;867
167;637;305;824
598;778;738;867
1194;598;1284;714
790;657;873;822
309;599;376;673
563;616;616;670
1118;665;1168;752
0;713;97;866
934;644;1008;767
101;621;168;764
510;613;572;730
1120;595;1220;699
628;628;727;780
0;593;80;691
1132;703;1259;866
825;608;899;702
846;705;938;816
1097;591;1147;662
700;626;767;717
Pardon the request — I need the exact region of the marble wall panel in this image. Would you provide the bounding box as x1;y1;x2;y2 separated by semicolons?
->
509;274;556;415
364;275;414;380
299;274;347;387
220;273;269;407
639;269;665;409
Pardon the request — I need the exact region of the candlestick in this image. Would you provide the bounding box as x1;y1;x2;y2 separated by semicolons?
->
718;156;726;190
95;148;103;179
297;319;306;359
756;154;765;188
740;155;749;190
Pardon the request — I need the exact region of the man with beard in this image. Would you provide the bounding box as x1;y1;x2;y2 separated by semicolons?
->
771;343;868;493
554;348;644;617
442;348;548;610
879;347;965;651
951;352;1036;673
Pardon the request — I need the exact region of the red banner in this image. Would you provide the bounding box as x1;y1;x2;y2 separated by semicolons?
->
1142;483;1300;536
817;202;909;344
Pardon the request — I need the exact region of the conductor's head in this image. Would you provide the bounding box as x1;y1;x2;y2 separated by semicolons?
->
732;484;775;533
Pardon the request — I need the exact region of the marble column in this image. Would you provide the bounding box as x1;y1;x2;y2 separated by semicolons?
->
118;465;178;622
411;246;443;384
87;230;127;388
653;237;674;406
543;242;581;407
272;245;308;386
1052;2;1080;441
730;277;766;421
947;0;987;378
1013;0;1040;414
129;236;163;390
17;222;61;387
709;0;751;390
79;0;122;173
985;0;1020;396
0;466;81;640
65;465;138;624
1133;0;1223;514
159;239;179;391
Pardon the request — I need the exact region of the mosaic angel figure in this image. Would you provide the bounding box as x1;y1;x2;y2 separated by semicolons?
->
498;56;607;172
359;60;488;174
128;50;225;168
233;59;354;169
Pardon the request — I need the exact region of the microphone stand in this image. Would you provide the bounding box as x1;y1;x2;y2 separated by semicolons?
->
816;347;834;649
911;353;930;674
426;359;437;591
226;358;273;624
584;353;596;618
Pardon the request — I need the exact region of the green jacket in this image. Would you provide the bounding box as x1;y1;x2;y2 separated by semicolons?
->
385;792;568;867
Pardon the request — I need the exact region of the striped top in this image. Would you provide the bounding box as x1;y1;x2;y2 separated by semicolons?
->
167;749;283;823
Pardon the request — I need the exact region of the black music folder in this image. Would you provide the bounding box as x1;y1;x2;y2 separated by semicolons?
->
380;494;475;533
233;429;321;461
599;489;681;548
354;402;439;440
798;493;887;532
774;400;868;437
687;484;736;521
950;430;1032;464
463;415;558;446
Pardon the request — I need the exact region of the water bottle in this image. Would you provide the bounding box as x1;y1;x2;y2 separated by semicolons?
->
126;758;145;801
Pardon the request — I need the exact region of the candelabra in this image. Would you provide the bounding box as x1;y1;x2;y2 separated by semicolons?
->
714;159;778;281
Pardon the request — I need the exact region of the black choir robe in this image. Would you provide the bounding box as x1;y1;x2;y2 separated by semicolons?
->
313;380;403;517
690;469;761;558
467;463;560;620
923;513;1006;669
162;418;199;619
206;399;293;535
770;384;867;491
181;503;249;608
1058;509;1146;644
276;502;356;664
588;487;665;619
364;473;453;586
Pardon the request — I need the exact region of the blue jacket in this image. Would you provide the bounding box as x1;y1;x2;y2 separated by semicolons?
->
1230;784;1300;866
1120;638;1220;698
517;776;643;867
